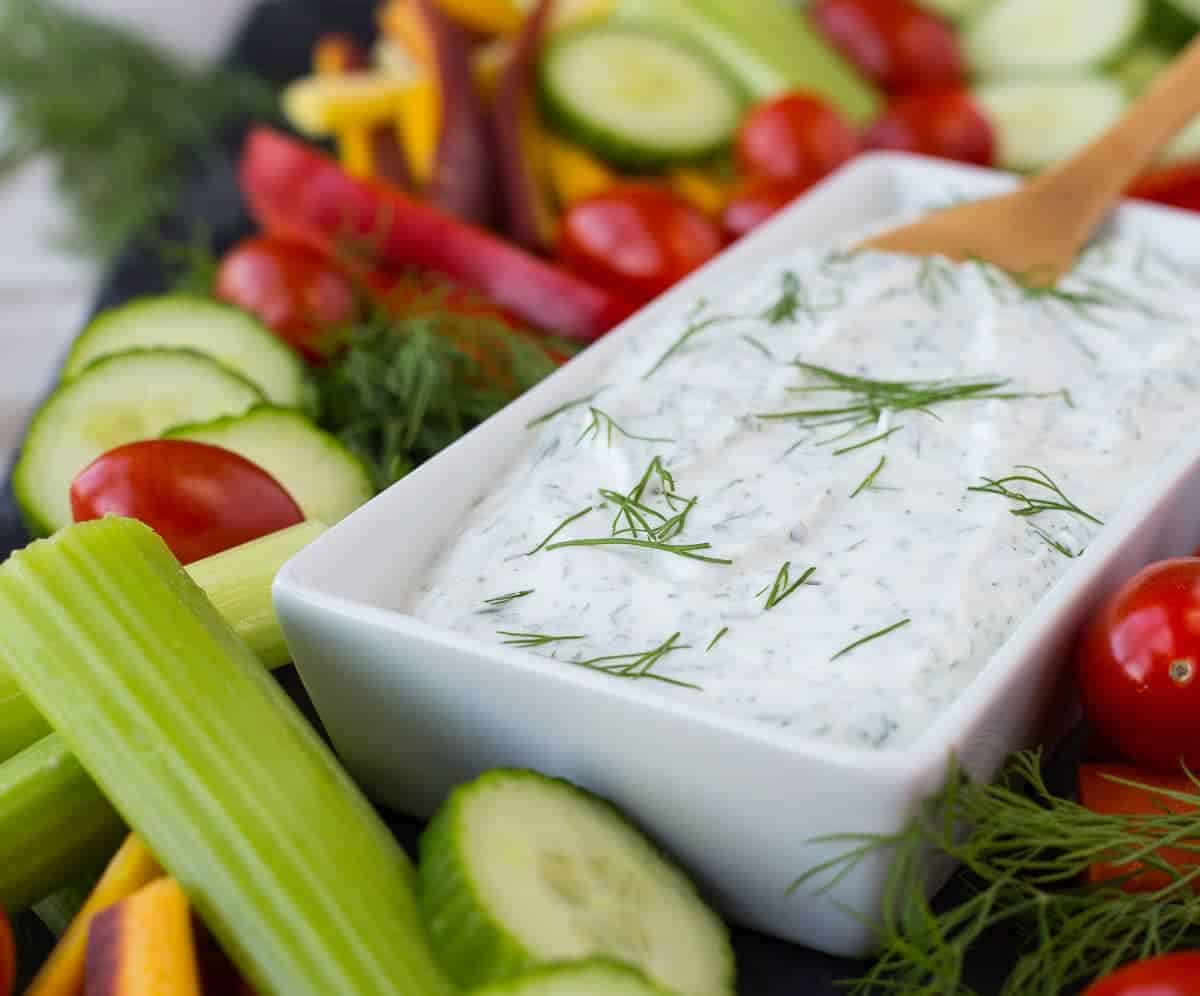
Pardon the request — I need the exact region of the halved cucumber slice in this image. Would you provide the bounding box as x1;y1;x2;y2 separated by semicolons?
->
470;960;668;996
13;349;264;536
539;24;744;169
164;406;374;525
973;77;1128;173
417;769;733;996
63;296;312;410
965;0;1146;77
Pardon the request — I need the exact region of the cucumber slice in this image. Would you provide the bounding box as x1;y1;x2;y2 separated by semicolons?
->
973;77;1128;173
63;296;311;410
539;24;744;169
13;349;264;536
164;406;374;525
1164;115;1200;161
965;0;1146;77
417;769;734;996
470;960;668;996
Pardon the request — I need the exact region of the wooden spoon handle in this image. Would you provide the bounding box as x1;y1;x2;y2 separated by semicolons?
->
1029;33;1200;237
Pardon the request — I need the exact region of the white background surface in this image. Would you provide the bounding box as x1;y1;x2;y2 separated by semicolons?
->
0;0;255;458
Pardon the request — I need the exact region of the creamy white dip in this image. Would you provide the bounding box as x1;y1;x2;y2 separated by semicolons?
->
408;232;1200;751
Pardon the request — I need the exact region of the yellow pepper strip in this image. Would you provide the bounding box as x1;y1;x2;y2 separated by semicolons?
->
311;40;378;178
313;33;369;75
378;0;435;69
669;167;731;217
396;77;439;185
544;132;617;207
281;73;418;137
433;0;524;35
27;834;162;996
84;878;201;996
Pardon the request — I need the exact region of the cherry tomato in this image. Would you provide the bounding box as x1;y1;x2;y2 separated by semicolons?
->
722;176;813;241
1127;161;1200;214
558;184;724;304
809;0;964;93
1077;558;1200;771
862;87;995;167
70;440;305;565
735;94;859;187
215;235;359;363
1083;953;1200;996
0;909;13;996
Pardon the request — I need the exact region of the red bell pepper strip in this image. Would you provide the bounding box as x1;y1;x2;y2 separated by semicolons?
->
240;128;637;341
1126;161;1200;214
1078;762;1200;893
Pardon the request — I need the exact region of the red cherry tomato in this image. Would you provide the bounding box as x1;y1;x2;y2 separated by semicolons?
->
215;235;359;363
735;93;859;187
70;440;305;565
809;0;964;93
863;87;995;167
0;909;13;996
558;184;724;304
1083;953;1200;996
722;177;813;241
1077;558;1200;771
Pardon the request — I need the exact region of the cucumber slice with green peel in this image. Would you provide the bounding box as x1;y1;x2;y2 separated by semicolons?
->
417;769;734;996
164;406;374;525
63;296;312;410
973;77;1129;173
539;24;745;169
965;0;1146;77
469;960;669;996
13;348;264;536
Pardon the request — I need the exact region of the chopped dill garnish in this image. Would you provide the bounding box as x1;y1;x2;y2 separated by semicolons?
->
575;632;700;689
968;465;1102;524
483;589;534;607
1031;525;1079;559
741;335;774;359
763;271;802;324
831;618;911;661
706;627;729;652
913;257;960;308
576;407;674;447
756;563;817;610
526;506;594;556
525;390;605;428
643;300;737;379
544;537;733;565
498;631;587;648
832;426;902;456
850;455;887;498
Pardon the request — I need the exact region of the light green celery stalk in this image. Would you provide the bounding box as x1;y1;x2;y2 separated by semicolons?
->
616;0;881;120
0;519;325;766
0;518;453;996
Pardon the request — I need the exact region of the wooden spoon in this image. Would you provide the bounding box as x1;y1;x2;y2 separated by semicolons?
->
859;35;1200;287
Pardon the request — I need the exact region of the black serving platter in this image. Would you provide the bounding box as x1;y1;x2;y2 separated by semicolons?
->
1;2;1085;990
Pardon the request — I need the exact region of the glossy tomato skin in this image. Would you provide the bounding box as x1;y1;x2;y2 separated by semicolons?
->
735;93;859;187
70;440;305;565
558;184;724;304
722;176;812;241
1127;161;1200;214
215;235;359;363
809;0;964;93
863;87;994;167
1077;558;1200;771
1083;953;1200;996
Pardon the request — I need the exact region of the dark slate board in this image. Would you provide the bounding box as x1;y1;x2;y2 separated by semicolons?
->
2;3;1086;990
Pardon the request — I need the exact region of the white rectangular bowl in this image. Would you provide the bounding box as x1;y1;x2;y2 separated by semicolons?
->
274;153;1200;958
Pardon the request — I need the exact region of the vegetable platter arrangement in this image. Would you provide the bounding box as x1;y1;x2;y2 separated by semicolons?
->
6;0;1200;993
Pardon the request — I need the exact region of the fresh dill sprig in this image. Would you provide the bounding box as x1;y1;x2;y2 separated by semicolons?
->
575;632;700;689
526;390;605;428
968;465;1102;525
576;407;674;447
706;627;729;652
1031;525;1079;559
643;300;737;379
544;536;733;565
850;455;888;498
526;506;595;556
757;563;817;610
832;426;902;456
761;269;845;324
794;751;1200;995
483;589;534;607
913;256;961;308
831;618;910;661
741;335;774;359
0;0;277;259
498;631;587;648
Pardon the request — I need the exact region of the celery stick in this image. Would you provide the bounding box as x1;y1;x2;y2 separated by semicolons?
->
0;735;124;912
0;518;453;996
0;674;50;763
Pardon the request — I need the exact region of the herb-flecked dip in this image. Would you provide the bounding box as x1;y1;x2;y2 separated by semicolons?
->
409;233;1200;750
